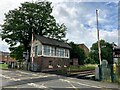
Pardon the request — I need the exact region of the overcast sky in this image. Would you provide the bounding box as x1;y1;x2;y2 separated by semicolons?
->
0;0;119;52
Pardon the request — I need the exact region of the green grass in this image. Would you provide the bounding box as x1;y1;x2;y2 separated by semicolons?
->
67;64;97;71
0;63;8;69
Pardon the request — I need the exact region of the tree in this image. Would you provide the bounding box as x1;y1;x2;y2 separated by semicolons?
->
89;40;113;64
1;1;67;61
69;42;86;65
84;57;95;64
9;45;25;62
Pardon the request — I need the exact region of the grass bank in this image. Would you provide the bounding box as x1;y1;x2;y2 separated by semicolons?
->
67;64;97;71
0;63;8;69
55;64;97;75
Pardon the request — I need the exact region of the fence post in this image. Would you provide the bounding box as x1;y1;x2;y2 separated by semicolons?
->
111;64;114;82
111;42;114;82
99;65;102;81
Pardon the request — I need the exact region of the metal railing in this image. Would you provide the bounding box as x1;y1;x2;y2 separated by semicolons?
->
102;64;120;83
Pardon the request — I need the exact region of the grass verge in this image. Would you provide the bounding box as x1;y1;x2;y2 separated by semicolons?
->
0;63;8;69
67;64;97;71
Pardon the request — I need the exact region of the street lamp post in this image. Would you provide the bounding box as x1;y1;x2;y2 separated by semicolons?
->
96;9;102;80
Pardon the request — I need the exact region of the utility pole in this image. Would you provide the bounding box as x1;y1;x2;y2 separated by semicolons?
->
96;9;102;80
31;29;34;71
96;9;102;65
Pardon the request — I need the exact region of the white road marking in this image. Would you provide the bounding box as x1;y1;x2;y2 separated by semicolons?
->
27;83;47;88
73;81;101;88
16;74;22;77
1;70;10;72
9;75;51;80
59;79;101;88
85;75;95;77
5;86;17;88
66;87;77;88
17;71;42;76
59;79;77;89
17;70;56;77
0;74;21;81
16;71;31;75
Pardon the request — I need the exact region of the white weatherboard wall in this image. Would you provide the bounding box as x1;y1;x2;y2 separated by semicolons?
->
31;40;42;57
31;39;70;59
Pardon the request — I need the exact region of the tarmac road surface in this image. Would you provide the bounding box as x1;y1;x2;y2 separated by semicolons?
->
0;69;119;90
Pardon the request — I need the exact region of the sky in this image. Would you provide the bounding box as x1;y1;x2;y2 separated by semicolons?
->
0;0;119;52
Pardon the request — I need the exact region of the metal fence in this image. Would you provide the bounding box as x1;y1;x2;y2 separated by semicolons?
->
30;63;41;71
102;64;120;83
116;65;120;83
102;65;111;81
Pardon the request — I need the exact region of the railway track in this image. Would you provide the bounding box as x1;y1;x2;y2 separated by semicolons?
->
67;70;95;80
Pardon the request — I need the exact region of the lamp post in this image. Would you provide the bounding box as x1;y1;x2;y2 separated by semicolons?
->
96;9;102;80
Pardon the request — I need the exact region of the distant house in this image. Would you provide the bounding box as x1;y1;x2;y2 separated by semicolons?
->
0;51;9;63
0;51;16;67
78;44;89;56
30;35;71;71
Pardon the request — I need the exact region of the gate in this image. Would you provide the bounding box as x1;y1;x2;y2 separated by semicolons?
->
102;63;120;83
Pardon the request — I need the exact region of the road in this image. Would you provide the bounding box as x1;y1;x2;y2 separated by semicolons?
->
0;69;119;90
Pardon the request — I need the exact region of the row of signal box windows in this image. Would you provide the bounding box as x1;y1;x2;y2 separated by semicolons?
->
33;45;69;58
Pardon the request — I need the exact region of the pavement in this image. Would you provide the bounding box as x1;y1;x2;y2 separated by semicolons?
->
0;69;120;90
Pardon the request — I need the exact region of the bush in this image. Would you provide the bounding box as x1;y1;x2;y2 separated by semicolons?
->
84;57;95;64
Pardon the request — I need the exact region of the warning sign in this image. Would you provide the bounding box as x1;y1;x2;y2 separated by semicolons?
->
113;64;116;74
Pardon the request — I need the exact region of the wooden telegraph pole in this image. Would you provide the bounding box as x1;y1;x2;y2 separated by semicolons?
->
96;9;102;80
96;9;102;65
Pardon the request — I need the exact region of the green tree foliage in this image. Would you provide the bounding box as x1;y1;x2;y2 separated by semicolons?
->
9;45;25;62
89;40;113;64
69;42;86;65
84;57;95;64
1;1;67;60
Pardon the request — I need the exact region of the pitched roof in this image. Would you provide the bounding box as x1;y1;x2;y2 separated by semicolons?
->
0;51;10;55
35;35;71;49
79;44;89;50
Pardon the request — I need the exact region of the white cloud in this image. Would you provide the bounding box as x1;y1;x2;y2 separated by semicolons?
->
0;38;10;52
100;29;118;44
52;2;118;49
0;0;29;24
0;0;30;52
0;1;118;52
